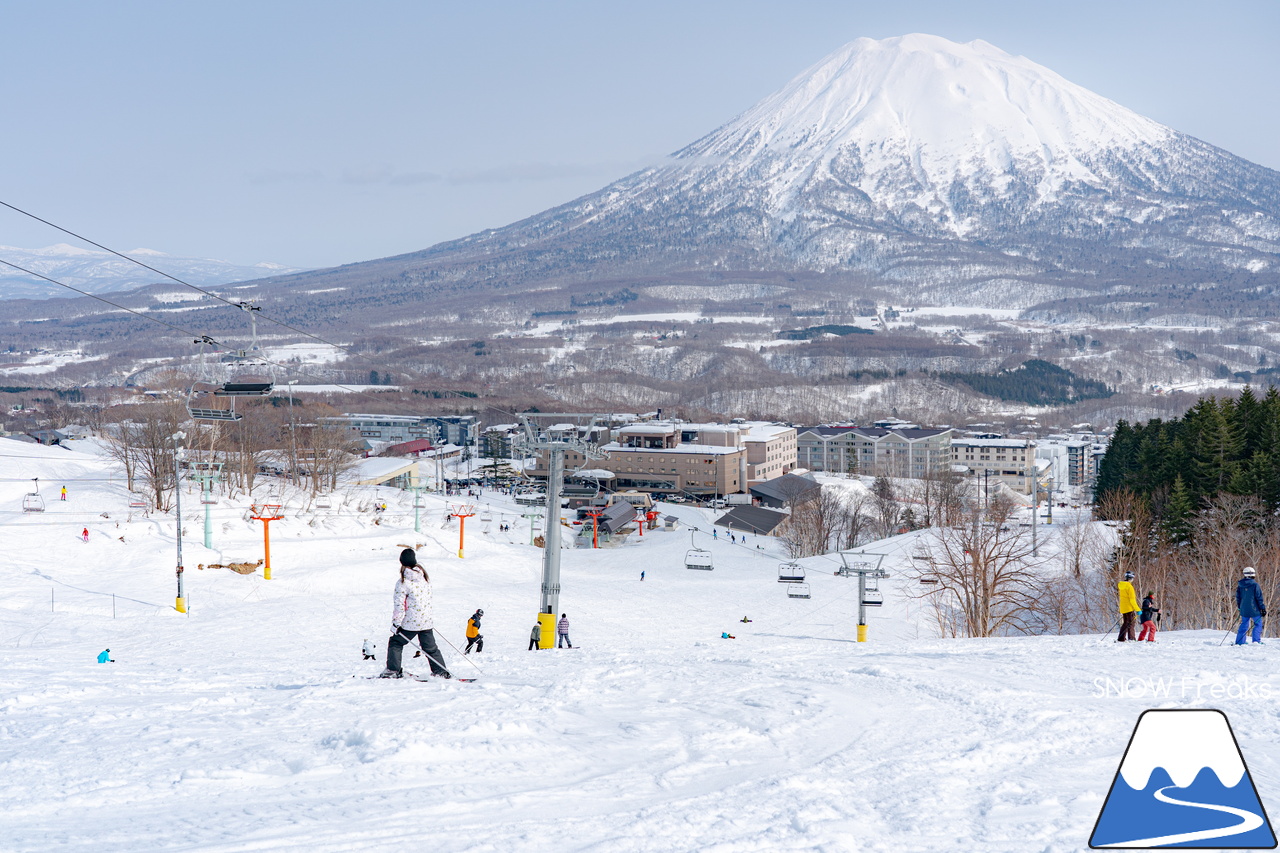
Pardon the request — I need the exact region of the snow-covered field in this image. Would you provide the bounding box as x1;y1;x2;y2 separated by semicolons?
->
2;444;1278;852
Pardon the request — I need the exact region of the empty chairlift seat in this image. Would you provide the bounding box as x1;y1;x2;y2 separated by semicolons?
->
862;590;884;607
22;493;45;513
786;582;811;599
777;562;806;583
685;548;714;571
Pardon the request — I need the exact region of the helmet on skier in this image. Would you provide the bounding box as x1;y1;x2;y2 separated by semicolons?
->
1244;566;1257;577
1123;571;1134;580
476;609;484;616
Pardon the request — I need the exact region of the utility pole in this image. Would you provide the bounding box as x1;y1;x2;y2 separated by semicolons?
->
514;414;608;648
172;432;187;613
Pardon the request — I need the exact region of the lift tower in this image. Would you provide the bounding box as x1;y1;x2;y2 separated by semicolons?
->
514;414;609;648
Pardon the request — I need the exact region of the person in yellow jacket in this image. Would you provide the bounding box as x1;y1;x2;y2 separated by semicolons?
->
1117;570;1140;642
464;608;484;654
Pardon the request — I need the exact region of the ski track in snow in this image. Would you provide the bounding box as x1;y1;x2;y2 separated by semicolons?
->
2;446;1280;851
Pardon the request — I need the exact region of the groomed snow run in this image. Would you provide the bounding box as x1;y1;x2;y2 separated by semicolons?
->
2;445;1278;852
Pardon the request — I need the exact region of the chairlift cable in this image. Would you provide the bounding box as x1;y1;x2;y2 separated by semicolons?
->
0;198;475;399
0;257;369;395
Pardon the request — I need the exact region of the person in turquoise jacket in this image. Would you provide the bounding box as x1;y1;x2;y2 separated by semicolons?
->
97;649;113;663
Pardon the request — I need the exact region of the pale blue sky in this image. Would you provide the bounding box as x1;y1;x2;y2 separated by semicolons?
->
1;0;1277;270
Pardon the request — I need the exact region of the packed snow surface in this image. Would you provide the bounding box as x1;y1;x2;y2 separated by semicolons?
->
3;445;1279;852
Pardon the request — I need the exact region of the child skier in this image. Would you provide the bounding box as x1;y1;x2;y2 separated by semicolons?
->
362;639;376;660
528;622;542;651
1138;592;1160;642
465;609;484;654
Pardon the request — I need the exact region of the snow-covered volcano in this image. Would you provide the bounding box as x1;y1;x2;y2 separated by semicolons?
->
276;33;1280;312
674;33;1174;235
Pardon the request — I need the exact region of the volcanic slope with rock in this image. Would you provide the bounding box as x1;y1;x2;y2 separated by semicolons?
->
257;33;1280;313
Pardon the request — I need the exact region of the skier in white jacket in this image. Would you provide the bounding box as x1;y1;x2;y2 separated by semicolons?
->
381;548;451;678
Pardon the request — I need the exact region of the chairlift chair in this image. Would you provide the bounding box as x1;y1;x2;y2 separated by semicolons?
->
685;548;714;571
316;494;333;509
22;493;45;513
187;383;242;422
862;590;884;607
786;582;811;599
777;562;806;583
128;492;146;508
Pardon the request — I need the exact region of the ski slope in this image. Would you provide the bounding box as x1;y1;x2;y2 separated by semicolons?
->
1;443;1278;852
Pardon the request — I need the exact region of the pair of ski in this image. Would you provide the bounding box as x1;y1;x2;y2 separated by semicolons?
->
365;672;477;682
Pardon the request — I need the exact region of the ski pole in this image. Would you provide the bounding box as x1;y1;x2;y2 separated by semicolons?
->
435;629;484;674
394;627;453;676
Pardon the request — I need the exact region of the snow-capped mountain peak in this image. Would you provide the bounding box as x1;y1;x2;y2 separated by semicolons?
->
678;33;1172;222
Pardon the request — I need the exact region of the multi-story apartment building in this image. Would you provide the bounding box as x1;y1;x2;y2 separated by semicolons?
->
1036;435;1093;487
321;414;479;448
796;426;954;478
528;421;795;497
951;436;1034;494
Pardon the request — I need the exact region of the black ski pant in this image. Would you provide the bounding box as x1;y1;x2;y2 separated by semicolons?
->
387;628;448;675
528;638;538;650
465;635;483;654
1117;611;1137;642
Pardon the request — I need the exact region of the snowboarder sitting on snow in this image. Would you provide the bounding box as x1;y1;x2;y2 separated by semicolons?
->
557;613;572;648
362;639;376;661
1117;571;1139;642
528;622;542;651
1236;566;1267;645
465;609;484;654
381;548;451;678
1138;592;1160;642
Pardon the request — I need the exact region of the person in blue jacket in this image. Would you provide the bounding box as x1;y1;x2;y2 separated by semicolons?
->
1236;566;1267;645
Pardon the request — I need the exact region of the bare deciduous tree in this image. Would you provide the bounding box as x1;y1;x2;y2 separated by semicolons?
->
911;505;1044;638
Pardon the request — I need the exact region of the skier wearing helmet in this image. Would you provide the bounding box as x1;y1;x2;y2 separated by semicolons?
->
1235;566;1267;645
1117;570;1140;642
465;608;484;654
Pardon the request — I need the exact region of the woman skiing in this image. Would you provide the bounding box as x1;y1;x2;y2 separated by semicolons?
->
381;548;451;678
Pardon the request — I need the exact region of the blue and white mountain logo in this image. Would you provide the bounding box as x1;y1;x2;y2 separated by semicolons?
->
1090;709;1276;848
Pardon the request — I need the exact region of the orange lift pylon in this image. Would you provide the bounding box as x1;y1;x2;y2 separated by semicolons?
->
251;503;284;579
450;503;476;558
582;508;605;548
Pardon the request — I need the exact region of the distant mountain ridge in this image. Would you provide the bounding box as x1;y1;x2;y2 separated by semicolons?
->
0;243;304;300
246;33;1280;315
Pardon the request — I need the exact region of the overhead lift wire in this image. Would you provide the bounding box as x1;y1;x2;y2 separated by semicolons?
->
0;198;474;399
0;256;371;394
